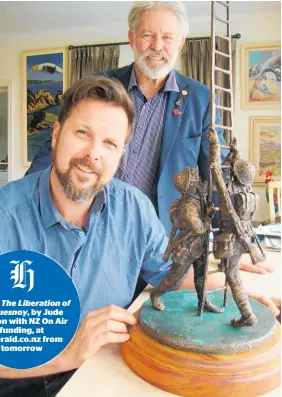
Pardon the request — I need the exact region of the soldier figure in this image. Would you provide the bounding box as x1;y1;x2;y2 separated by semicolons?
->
150;166;223;315
210;130;265;328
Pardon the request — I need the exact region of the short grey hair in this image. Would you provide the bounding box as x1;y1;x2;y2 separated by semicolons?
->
128;1;189;37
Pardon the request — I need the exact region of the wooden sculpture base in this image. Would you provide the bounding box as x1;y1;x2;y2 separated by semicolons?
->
121;291;281;397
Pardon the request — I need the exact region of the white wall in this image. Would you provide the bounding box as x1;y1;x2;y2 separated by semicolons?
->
0;10;280;221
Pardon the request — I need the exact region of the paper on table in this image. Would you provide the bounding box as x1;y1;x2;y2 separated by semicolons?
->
255;223;281;237
261;236;281;251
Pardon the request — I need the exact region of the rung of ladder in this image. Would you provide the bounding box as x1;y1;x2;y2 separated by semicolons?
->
215;50;230;58
215;16;229;25
206;286;227;292
215;84;232;93
214;124;233;131
215;66;231;75
215;34;230;41
221;165;231;169
215;105;232;111
208;269;220;275
220;145;231;150
216;1;228;7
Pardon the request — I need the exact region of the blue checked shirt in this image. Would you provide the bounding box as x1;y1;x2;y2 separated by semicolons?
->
115;67;179;211
0;167;171;322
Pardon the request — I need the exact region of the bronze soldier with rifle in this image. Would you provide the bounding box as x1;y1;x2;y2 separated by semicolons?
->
209;129;266;328
150;166;223;315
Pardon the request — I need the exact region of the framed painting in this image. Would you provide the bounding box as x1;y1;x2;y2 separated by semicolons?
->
22;48;68;166
249;116;281;185
241;43;281;109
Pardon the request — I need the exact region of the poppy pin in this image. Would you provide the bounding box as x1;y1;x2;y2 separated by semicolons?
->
173;109;182;116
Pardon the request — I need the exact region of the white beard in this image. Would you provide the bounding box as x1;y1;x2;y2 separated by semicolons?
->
133;47;178;79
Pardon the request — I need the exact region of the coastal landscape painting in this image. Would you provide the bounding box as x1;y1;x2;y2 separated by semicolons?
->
249;116;281;185
241;43;281;109
22;48;67;165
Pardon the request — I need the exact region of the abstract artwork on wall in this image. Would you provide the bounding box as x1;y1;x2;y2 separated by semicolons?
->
249;116;281;185
241;43;281;109
22;48;68;165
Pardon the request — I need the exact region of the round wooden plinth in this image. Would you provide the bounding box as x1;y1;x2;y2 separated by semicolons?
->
121;294;281;397
139;291;277;354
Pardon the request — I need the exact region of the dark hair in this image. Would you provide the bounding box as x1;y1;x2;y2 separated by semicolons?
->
58;75;134;143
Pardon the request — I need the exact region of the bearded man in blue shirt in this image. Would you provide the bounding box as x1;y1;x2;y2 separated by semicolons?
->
0;75;174;395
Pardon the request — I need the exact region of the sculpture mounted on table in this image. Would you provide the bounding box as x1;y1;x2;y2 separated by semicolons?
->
122;138;279;395
150;166;222;315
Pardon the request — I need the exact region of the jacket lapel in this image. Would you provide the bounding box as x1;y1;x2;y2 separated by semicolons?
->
112;64;133;90
160;72;190;171
111;66;190;173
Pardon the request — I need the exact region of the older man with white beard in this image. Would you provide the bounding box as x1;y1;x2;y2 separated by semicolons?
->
27;1;220;231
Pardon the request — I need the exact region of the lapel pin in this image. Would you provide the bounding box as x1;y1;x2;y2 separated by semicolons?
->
181;89;188;96
173;109;182;116
175;99;182;106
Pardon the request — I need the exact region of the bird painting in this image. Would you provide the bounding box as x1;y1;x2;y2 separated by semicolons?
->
30;63;63;74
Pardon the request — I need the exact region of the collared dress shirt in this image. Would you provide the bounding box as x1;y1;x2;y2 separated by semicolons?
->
115;67;179;211
0;168;170;322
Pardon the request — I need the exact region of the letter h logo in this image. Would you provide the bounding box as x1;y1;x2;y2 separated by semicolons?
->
10;260;34;292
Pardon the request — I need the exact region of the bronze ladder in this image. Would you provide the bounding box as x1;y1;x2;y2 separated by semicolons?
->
199;0;234;315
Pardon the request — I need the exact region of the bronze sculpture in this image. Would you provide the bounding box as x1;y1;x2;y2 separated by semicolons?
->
150;166;223;315
150;131;266;329
209;129;265;328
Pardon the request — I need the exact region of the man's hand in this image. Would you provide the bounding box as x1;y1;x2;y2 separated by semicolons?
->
239;253;274;274
247;291;280;318
65;305;137;369
0;305;137;379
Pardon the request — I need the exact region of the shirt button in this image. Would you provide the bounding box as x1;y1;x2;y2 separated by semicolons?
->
79;231;84;237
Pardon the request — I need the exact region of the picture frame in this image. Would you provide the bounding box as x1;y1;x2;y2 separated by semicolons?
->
241;42;281;109
22;48;68;166
249;116;281;185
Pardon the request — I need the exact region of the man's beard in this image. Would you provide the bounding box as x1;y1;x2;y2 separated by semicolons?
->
52;149;103;203
134;47;178;79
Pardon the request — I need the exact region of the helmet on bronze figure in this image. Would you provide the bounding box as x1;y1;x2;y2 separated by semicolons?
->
174;167;199;195
233;159;256;186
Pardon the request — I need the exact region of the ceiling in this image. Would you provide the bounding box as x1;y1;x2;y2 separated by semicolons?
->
0;1;280;36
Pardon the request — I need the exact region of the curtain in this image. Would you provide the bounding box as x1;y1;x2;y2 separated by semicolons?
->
69;45;120;85
181;37;237;144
